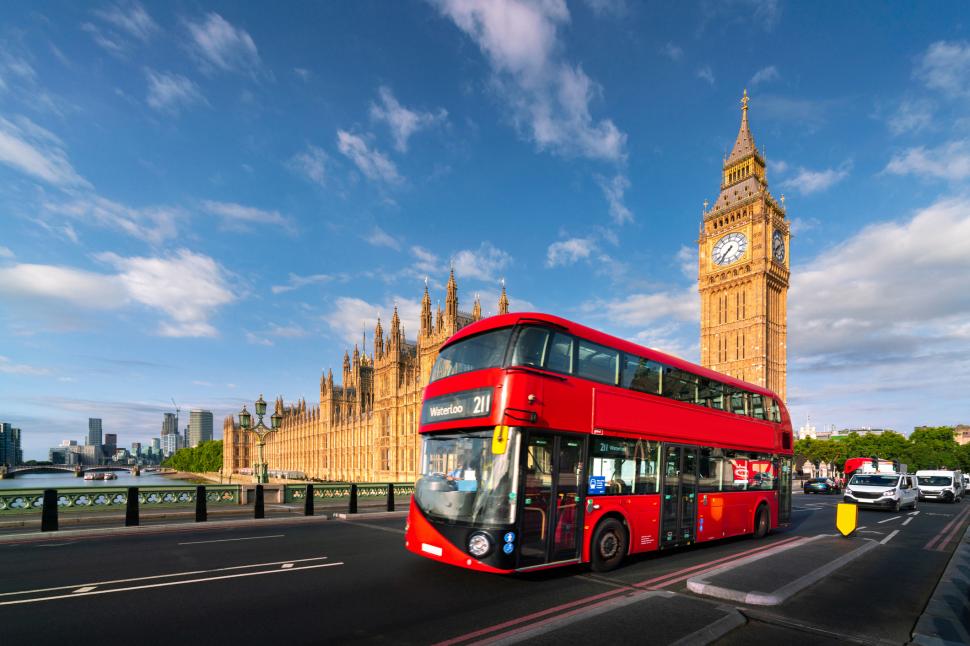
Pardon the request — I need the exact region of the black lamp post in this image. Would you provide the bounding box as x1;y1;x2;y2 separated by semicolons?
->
238;394;282;484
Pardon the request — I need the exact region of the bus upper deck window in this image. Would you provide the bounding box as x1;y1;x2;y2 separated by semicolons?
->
511;327;550;367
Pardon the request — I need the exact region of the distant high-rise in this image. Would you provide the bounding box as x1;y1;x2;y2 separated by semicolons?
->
88;418;103;446
162;413;177;436
131;442;142;456
0;422;22;466
160;433;183;457
151;437;161;450
188;410;214;447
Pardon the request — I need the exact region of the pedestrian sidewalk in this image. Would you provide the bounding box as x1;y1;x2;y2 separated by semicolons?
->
687;535;878;606
910;522;970;646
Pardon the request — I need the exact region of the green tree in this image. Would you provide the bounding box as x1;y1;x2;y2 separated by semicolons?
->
162;440;223;473
908;427;959;470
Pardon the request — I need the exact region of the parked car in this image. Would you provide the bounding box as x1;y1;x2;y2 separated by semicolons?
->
803;477;840;495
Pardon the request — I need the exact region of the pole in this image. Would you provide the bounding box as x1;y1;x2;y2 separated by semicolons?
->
125;486;139;526
257;439;266;484
304;484;314;516
195;485;207;522
387;483;395;512
41;489;58;532
255;484;265;519
348;483;358;514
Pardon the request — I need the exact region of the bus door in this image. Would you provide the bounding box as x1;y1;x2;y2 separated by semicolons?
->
778;457;792;525
661;444;698;548
517;432;585;568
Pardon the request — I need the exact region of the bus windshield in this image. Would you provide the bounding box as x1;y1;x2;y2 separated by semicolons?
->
415;429;520;525
917;476;952;487
430;328;512;382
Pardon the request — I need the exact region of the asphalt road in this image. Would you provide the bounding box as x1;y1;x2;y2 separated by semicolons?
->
0;491;966;645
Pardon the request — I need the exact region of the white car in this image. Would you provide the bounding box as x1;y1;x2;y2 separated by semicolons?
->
916;470;964;504
844;472;918;512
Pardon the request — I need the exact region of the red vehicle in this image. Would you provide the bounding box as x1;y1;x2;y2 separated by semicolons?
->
405;312;794;573
843;457;896;478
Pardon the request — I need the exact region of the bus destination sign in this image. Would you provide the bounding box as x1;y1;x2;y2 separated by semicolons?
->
421;387;494;425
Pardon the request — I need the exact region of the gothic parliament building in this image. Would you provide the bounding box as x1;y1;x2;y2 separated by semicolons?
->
222;92;789;482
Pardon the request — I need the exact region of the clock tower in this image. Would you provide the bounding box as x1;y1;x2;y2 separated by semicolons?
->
698;90;790;401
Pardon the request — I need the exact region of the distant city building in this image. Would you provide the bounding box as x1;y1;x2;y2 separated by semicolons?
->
797;419;817;440
103;433;117;459
160;432;183;457
131;442;142;456
80;444;102;466
0;422;23;466
151;437;161;451
162;413;177;436
60;439;78;447
954;425;970;445
88;418;103;446
188;410;213;447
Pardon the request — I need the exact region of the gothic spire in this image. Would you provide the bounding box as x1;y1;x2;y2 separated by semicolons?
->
725;89;759;166
374;316;384;357
446;267;458;323
498;279;509;315
472;293;481;321
420;279;432;337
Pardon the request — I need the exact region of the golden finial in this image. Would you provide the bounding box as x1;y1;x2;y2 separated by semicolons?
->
703;199;709;211
741;89;749;112
780;194;786;207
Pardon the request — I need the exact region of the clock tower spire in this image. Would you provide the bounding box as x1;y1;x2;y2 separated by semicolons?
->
698;91;790;401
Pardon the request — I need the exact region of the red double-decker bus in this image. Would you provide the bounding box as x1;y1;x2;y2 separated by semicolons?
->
405;312;793;573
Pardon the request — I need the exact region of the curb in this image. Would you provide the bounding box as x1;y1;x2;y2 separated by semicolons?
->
687;535;880;606
910;522;970;646
333;511;408;519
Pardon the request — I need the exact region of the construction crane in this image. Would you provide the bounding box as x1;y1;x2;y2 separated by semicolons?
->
171;398;180;437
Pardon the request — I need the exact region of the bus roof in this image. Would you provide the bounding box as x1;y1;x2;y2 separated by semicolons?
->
442;311;784;402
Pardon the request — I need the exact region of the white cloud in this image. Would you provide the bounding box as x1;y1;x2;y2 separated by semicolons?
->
452;242;512;282
790;197;970;370
369;86;447;153
43;194;180;244
0;116;89;187
696;66;715;85
145;69;205;113
750;65;779;86
886;98;933;135
365;226;401;250
411;246;439;277
582;0;627;17
336;130;402;184
294;67;310;81
434;0;626;162
676;245;697;279
289;144;328;186
0;246;13;259
271;273;333;294
96;249;236;337
546;237;595;267
266;323;307;338
0;356;51;376
0;262;125;308
245;331;273;346
917;40;970;97
588;287;699;327
326;296;421;346
186;13;261;75
790;217;820;235
660;42;683;62
884;140;970;181
201;200;295;233
82;22;125;54
780;163;851;194
597;173;633;224
94;2;158;42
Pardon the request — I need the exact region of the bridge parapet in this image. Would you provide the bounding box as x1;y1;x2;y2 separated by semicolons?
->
0;486;241;514
284;482;415;503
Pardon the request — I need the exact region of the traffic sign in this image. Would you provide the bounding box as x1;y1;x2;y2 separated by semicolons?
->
836;503;857;537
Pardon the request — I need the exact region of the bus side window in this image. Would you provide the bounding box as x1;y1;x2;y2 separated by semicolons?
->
662;367;696;402
546;333;574;374
698;447;724;492
511;327;550;368
751;393;766;420
697;378;724;410
770;399;782;423
577;339;619;385
621;354;661;395
634;440;659;494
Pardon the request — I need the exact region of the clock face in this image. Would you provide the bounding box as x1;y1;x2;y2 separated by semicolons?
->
772;230;785;262
712;232;747;266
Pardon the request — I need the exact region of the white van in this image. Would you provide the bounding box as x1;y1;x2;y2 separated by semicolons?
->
844;471;918;512
916;470;964;503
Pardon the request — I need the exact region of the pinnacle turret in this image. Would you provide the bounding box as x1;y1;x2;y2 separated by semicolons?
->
498;280;509;315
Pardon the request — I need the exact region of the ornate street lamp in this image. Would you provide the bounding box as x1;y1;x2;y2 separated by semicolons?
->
237;394;283;483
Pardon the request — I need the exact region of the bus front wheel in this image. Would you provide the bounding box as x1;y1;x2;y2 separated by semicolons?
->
590;518;627;572
753;504;770;539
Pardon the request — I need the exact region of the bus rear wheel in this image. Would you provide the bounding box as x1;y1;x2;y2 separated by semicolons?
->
590;518;627;572
752;504;770;539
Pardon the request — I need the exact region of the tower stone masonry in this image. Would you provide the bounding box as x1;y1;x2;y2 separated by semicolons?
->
222;272;511;482
698;90;790;401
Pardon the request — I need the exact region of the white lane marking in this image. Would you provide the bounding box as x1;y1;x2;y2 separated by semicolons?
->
881;530;900;544
0;556;329;598
0;562;344;606
902;517;914;526
72;586;96;594
177;534;285;546
281;563;294;569
33;543;75;548
335;518;406;535
909;511;920;516
858;530;884;535
857;526;867;530
877;516;901;524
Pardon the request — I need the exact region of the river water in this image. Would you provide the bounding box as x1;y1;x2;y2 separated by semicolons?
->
0;472;203;490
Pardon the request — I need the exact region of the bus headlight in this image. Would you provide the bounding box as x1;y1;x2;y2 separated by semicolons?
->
468;532;492;558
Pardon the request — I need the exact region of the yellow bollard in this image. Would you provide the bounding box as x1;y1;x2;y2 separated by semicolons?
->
836;503;858;537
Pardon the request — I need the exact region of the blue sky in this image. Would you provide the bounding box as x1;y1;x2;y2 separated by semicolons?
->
2;1;969;459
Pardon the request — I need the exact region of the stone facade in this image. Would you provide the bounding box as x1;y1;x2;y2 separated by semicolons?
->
698;91;790;401
222;271;510;482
